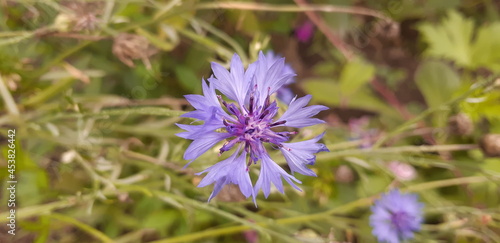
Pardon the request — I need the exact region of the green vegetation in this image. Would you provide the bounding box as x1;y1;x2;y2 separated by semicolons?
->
1;0;500;242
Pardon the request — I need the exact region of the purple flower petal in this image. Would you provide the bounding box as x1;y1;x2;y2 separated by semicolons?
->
276;95;328;128
252;52;295;108
210;54;249;106
196;150;254;202
254;153;302;198
183;131;231;161
280;133;329;176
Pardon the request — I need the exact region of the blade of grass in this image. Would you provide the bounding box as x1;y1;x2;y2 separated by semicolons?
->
36;107;186;123
190;17;249;64
175;28;234;60
0;75;20;115
0;198;78;223
23;78;76;107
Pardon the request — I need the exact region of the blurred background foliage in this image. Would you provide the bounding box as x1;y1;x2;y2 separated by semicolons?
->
1;0;500;242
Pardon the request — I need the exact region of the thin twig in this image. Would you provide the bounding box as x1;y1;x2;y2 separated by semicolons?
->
43;32;109;41
121;150;194;175
371;78;412;120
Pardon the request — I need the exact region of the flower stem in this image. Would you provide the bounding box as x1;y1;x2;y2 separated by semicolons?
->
317;144;479;161
49;213;114;243
0;198;78;223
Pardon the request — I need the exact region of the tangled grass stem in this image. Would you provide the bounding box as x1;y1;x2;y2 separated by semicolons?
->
153;176;495;243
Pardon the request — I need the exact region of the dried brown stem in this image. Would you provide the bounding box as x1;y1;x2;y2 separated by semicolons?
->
294;0;353;60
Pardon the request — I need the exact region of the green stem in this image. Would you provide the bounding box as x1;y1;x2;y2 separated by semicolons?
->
49;213;114;243
0;31;33;38
152;226;248;243
0;198;77;223
175;28;234;60
36;107;186;123
316;144;478;161
0;32;35;46
22;78;75;107
191;17;249;64
405;176;490;192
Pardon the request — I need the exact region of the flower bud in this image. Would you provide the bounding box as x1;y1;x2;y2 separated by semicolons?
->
448;113;473;136
387;161;417;181
335;165;355;183
480;134;500;157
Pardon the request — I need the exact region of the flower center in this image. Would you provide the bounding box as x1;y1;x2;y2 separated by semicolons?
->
217;86;294;164
390;211;413;232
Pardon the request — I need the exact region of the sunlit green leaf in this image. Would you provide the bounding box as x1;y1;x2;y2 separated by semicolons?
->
339;58;375;96
414;60;461;107
418;10;474;67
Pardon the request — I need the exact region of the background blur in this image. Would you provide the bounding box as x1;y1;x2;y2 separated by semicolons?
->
1;0;500;242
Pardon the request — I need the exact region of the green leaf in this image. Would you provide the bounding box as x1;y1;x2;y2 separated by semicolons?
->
418;10;474;67
471;23;500;71
482;158;500;173
174;65;200;92
414;60;461;107
460;90;500;122
143;210;178;231
339;58;375;96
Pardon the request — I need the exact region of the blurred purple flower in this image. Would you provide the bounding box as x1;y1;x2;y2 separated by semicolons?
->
370;190;424;243
177;52;328;205
295;21;315;43
264;51;296;104
348;117;378;149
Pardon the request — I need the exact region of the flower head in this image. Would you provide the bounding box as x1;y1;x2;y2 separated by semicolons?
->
370;190;424;243
177;52;328;204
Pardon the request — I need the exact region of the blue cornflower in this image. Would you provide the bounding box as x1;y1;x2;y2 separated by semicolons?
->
264;51;295;104
370;189;424;243
177;52;328;204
